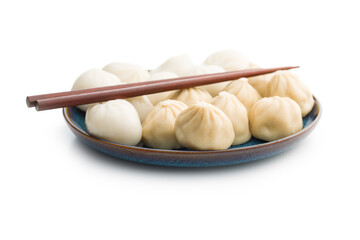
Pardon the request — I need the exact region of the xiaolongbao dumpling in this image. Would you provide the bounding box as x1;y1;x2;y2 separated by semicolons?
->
249;97;302;141
244;63;272;97
126;95;154;123
71;68;122;111
152;54;194;77
146;71;179;105
170;87;212;106
142;100;188;149
222;78;261;114
103;62;149;83
267;71;314;116
85;100;142;145
185;65;226;96
204;50;249;71
248;73;273;97
211;92;251;145
175;102;235;150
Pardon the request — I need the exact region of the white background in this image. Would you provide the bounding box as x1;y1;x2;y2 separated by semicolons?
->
1;0;359;239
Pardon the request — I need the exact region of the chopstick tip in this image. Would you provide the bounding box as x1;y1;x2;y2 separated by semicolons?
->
34;102;40;111
26;97;33;107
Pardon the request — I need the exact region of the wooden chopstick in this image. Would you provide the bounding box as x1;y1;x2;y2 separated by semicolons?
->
27;66;298;111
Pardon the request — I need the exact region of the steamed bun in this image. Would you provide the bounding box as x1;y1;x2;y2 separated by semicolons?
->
185;65;227;96
71;68;122;111
142;100;188;149
247;62;262;69
249;97;303;141
212;92;251;145
175;102;235;150
267;71;314;116
126;95;154;123
103;62;149;83
152;54;194;77
85;100;142;145
223;78;261;114
204;50;249;71
170;87;212;106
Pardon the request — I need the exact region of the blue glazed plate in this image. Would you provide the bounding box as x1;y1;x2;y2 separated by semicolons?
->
63;97;321;167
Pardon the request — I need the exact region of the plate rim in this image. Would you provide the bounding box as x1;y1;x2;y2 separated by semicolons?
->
63;96;322;154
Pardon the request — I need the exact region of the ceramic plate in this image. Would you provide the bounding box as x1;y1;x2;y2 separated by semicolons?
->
63;97;321;167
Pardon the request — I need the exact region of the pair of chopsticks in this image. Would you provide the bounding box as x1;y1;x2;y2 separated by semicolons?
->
26;66;298;111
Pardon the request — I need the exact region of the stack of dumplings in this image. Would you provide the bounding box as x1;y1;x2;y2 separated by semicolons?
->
71;49;315;151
